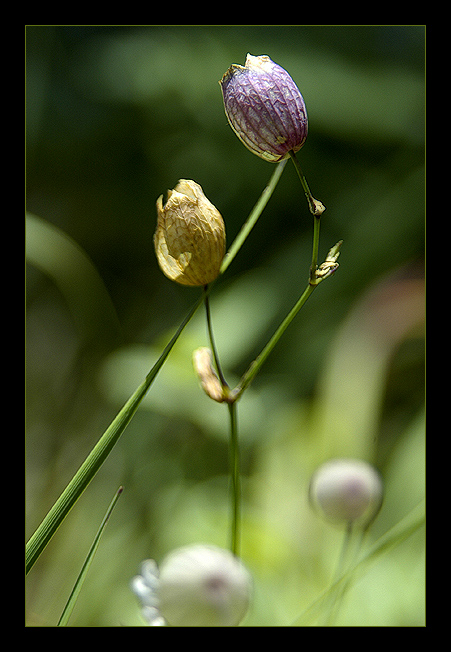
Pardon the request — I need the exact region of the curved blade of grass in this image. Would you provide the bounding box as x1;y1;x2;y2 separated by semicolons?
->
26;213;121;345
26;294;203;574
57;486;123;626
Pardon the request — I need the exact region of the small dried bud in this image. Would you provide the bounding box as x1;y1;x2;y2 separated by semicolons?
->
309;458;384;529
154;180;226;286
313;240;342;284
193;347;225;403
220;54;308;162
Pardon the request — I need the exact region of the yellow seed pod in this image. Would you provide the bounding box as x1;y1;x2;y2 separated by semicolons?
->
192;347;225;403
154;180;226;286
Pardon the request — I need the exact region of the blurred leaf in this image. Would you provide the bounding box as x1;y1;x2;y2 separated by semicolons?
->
310;270;425;460
26;213;120;345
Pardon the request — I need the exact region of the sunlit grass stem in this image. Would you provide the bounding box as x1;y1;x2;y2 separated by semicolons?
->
228;402;240;556
232;282;316;400
203;286;241;556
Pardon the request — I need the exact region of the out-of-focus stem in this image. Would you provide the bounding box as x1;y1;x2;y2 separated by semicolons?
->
231;282;317;401
228;401;240;556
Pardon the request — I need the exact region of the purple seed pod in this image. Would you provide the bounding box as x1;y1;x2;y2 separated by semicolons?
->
220;54;308;163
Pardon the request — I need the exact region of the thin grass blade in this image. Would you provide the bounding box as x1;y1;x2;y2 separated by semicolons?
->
57;486;123;626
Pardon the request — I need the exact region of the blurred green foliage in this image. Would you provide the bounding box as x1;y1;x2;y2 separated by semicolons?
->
26;26;425;626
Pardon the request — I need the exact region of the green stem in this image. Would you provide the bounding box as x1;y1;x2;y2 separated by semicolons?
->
323;522;357;626
288;150;324;283
220;159;288;275
309;214;322;284
228;401;240;556
203;287;240;555
203;285;228;389
231;282;317;400
288;150;325;218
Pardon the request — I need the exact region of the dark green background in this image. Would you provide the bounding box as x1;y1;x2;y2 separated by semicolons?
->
26;26;425;626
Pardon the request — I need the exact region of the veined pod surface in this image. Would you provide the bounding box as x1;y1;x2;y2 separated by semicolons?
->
220;54;308;162
154;180;226;286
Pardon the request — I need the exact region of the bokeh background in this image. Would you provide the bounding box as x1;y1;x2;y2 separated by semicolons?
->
26;25;425;626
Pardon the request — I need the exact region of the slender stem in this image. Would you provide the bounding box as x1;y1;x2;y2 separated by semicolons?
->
288;150;315;210
228;401;241;556
57;486;123;626
232;282;317;400
324;524;370;625
288;150;324;282
203;290;240;555
323;522;355;626
220;159;288;275
203;285;228;388
309;214;321;284
288;150;325;218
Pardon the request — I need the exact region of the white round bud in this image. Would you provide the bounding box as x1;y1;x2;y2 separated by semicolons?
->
309;458;383;528
159;544;252;627
131;544;252;627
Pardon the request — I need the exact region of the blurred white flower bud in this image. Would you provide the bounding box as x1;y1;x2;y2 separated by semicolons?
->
309;458;383;528
131;544;252;627
131;559;166;626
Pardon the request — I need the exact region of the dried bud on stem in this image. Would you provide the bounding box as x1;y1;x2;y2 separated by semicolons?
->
154;180;226;286
193;347;226;403
313;240;342;284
